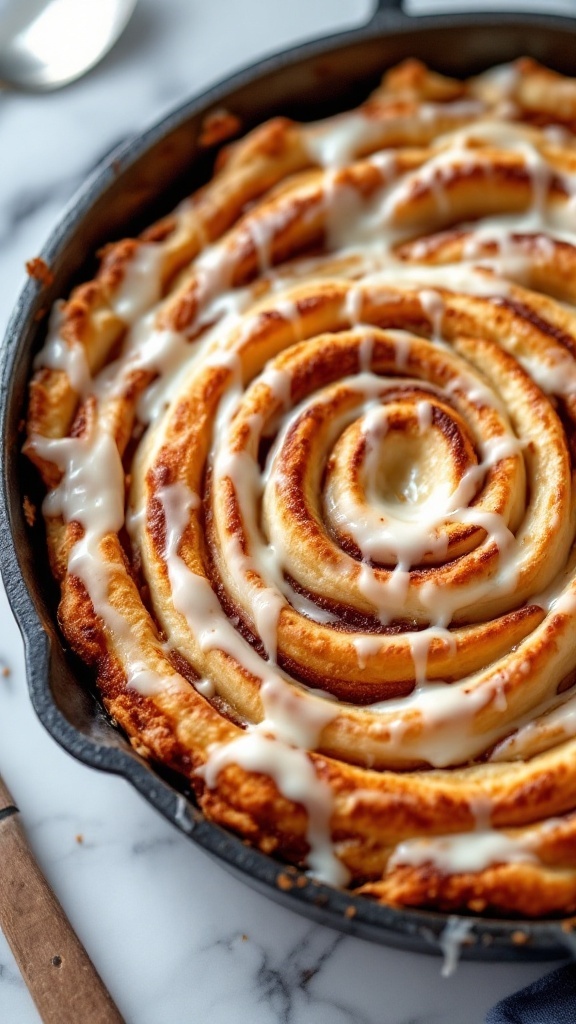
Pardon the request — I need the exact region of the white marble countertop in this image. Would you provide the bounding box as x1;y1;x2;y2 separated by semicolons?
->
0;1;571;1021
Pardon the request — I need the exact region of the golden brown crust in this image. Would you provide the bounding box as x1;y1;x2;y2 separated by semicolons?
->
24;57;576;918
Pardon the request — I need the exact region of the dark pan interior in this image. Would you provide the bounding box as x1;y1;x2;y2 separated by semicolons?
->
2;3;576;960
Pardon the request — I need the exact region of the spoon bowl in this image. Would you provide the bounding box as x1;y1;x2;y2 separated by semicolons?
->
0;0;138;91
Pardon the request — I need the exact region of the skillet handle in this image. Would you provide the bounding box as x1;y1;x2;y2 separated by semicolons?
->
370;0;410;22
0;777;124;1024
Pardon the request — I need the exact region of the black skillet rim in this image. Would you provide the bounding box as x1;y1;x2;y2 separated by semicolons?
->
2;0;576;962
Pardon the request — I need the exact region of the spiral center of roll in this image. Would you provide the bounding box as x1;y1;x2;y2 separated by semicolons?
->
362;404;469;521
375;441;430;510
324;395;479;568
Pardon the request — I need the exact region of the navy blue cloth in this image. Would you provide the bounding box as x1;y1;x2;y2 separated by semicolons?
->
486;964;576;1023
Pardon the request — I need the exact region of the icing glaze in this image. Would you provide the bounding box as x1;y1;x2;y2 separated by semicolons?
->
26;62;576;896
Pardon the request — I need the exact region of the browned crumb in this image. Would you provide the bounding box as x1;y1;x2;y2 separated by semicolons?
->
75;834;84;844
277;872;294;891
241;934;248;942
344;905;357;919
23;496;36;527
26;257;54;287
512;930;529;945
296;875;308;888
1;666;10;679
199;109;242;148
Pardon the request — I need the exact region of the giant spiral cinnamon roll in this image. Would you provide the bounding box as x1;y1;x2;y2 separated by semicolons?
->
25;58;576;916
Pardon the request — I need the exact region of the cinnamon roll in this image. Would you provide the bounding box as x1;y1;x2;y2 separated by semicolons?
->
26;58;576;916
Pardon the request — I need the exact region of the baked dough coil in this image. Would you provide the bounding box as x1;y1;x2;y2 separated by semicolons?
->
25;58;576;915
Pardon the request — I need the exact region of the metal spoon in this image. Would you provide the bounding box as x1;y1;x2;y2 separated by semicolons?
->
0;0;138;91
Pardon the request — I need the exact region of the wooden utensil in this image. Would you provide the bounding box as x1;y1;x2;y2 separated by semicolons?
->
0;775;124;1023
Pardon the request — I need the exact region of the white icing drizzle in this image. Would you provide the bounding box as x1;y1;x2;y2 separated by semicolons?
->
517;350;576;399
34;303;92;396
30;429;185;698
28;88;576;888
468;794;494;831
416;399;433;434
352;635;384;670
174;795;194;833
201;726;348;884
418;288;444;341
305;100;484;169
32;429;125;533
439;917;475;978
344;283;364;328
473;63;520;100
490;686;576;760
158;482;346;884
109;243;164;324
306;112;386;170
389;829;538;874
407;627;455;689
193;677;216;699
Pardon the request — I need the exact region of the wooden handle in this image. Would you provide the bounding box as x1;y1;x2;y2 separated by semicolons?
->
0;777;124;1024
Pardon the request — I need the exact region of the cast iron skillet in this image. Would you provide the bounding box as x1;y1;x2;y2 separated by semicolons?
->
2;0;576;962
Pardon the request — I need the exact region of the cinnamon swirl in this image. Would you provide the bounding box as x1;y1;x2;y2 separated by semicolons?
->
25;58;576;916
